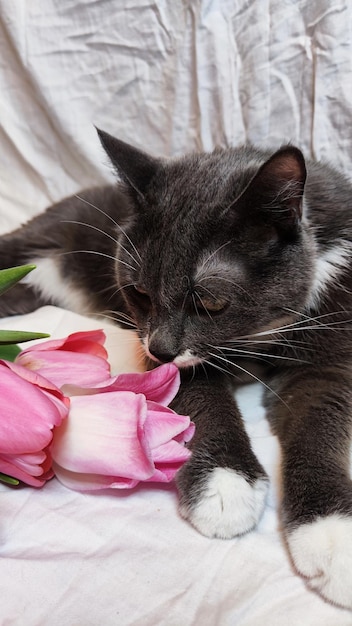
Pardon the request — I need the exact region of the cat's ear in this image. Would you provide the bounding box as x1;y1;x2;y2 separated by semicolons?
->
237;146;306;231
96;128;160;197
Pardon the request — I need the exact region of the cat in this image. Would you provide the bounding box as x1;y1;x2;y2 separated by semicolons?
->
1;128;352;609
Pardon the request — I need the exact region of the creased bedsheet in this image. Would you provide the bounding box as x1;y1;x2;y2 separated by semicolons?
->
1;0;352;624
0;306;351;626
1;0;352;234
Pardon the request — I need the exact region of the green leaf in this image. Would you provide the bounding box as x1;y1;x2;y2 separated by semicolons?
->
0;473;20;486
0;329;50;345
0;264;36;296
0;343;22;361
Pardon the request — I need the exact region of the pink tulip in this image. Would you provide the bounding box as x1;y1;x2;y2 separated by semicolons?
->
51;364;195;490
0;360;69;486
16;330;111;388
1;328;194;491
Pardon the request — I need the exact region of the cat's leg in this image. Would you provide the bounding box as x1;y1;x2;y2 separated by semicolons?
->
172;372;269;539
265;365;352;609
0;283;48;316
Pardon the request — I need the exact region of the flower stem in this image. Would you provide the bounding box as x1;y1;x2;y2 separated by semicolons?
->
0;473;20;486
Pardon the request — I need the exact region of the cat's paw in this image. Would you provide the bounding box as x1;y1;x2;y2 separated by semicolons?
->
178;467;268;539
287;514;352;609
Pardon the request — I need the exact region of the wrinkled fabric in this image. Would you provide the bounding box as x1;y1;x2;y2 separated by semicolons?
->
1;1;352;234
1;0;352;624
1;307;351;625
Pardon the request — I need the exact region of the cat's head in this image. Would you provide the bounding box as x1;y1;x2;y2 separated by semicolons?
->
98;129;314;369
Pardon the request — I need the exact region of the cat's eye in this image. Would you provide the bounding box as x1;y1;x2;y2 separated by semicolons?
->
131;284;151;310
196;296;228;314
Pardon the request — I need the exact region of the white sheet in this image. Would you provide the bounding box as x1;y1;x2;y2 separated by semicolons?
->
1;0;352;234
1;1;352;624
1;307;351;626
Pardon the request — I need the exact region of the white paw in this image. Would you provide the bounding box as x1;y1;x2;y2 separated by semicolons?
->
287;514;352;609
179;467;268;539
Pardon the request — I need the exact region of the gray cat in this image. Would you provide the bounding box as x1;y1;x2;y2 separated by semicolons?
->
1;129;352;609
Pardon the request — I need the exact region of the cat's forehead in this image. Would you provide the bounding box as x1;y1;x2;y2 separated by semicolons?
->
142;233;241;300
152;147;264;209
193;244;244;287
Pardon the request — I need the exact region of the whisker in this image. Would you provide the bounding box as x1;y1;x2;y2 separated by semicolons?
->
197;275;255;301
284;306;352;328
58;249;136;272
191;292;201;319
100;308;135;322
116;241;140;267
108;336;141;345
195;283;217;301
203;357;240;380
224;337;312;347
96;311;137;329
190;364;196;383
106;310;136;323
234;313;352;341
61;219;119;246
93;282;119;297
75;193;120;228
208;344;308;364
75;194;142;262
107;282;136;301
198;240;232;271
194;290;214;322
208;351;293;414
61;218;140;270
200;362;209;381
279;322;352;334
210;346;278;368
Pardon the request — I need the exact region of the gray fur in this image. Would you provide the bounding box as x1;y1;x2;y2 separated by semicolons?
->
2;130;352;605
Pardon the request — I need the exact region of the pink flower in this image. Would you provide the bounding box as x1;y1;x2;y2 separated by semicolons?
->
1;329;194;491
51;364;195;490
15;330;111;388
0;360;69;487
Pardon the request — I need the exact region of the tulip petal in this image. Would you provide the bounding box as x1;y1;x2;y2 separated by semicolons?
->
0;456;52;487
52;464;140;491
144;403;194;449
0;363;69;454
61;331;108;359
146;462;189;483
19;330;107;358
151;438;192;462
82;363;180;405
146;438;192;483
16;330;110;388
51;391;155;480
113;363;180;404
16;350;111;388
2;359;68;401
4;450;46;474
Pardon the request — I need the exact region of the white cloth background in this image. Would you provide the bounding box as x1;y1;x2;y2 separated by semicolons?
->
1;1;352;624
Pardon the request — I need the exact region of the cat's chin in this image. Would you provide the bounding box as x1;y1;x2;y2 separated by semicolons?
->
172;350;204;369
143;342;204;369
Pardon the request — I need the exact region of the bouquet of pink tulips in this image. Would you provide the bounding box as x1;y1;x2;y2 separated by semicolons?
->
0;266;194;490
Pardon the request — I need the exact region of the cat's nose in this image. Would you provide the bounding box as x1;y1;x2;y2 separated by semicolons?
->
147;332;179;364
149;348;178;364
